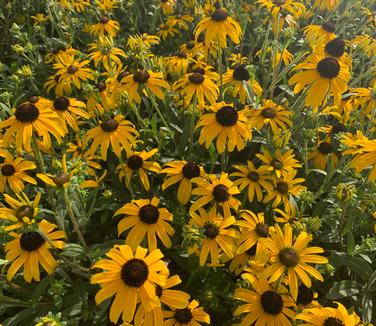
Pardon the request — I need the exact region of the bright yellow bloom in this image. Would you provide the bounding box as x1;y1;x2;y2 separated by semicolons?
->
307;140;338;170
88;16;120;37
163;299;211;325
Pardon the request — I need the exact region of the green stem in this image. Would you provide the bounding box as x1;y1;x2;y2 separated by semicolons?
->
63;188;87;249
188;99;197;160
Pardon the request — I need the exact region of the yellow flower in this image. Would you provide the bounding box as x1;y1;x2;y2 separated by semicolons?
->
249;99;292;133
165;52;192;75
307;140;338;170
0;150;36;193
83;114;138;161
121;70;170;104
195;3;241;48
88;16;120;37
0;97;65;152
163;299;211;325
160;160;205;205
262;223;328;300
114;197;174;251
289;48;351;109
31;13;48;25
157;22;179;40
5;220;66;282
263;171;306;212
116;149;160;191
173;68;219;107
188;207;238;266
196;102;252;153
312;0;340;11
52;53;95;95
97;0;119;11
0;192;41;231
223;64;263;103
91;245;169;324
295;301;359;326
233;278;296;325
230;161;273;202
190;173;241;217
166;14;193;30
256;148;302;179
160;0;176;15
303;22;337;47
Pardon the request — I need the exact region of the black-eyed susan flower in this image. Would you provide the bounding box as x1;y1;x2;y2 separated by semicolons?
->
236;210;269;255
163;299;210;325
307;141;338;170
188;207;238;266
233;278;296;325
196;102;252;153
289;48;351;109
88;36;127;71
160;0;176;15
157;22;179;40
0;98;65;152
52;53;95;94
134;275;190;325
37;154;78;188
230;161;273;202
295;301;359;326
166;14;193;31
5;219;66;282
116;149;160;191
31;13;48;25
263;172;306;212
249;99;292;134
257;148;302;178
303;22;337;47
195;3;241;48
48;96;89;132
173;69;219;107
114;197;174;251
83;114;138;161
121;70;170;104
352;87;376;114
91;245;168;324
160;161;205;205
0;150;36;193
190;173;241;217
44;46;77;65
223;64;263;103
165;52;192;75
88;16;120;37
262;223;328;300
0;192;40;231
312;0;340;11
59;0;91;12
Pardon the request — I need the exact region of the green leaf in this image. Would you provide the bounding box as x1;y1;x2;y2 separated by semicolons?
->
31;275;51;308
61;243;86;258
362;293;373;323
0;259;9;265
326;280;361;300
329;252;373;280
4;307;35;326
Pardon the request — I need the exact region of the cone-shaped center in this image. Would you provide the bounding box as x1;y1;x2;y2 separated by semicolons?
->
188;72;204;84
260;291;283;315
325;38;345;57
278;247;300;267
318;142;333;154
1;164;15;176
261;107;277;119
175;308;193;324
127;155;144;170
139;204;160;224
182;163;201;179
233;65;250;81
121;258;149;287
20;231;46;251
215;106;239;126
15;103;40;122
323;318;345;326
211;8;228;22
204;223;219;239
53;96;70;111
255;223;269;237
101;118;119;132
317;57;340;78
133;71;150;84
212;184;229;202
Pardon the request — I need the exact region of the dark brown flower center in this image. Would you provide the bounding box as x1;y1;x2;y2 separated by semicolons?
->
317;57;340;78
322;22;336;33
215;106;239;126
53;96;70;111
247;171;260;182
175;52;188;59
273;0;286;6
133;71;150;84
127;155;144;170
323;318;345;326
67;65;78;74
278;247;300;267
29;96;39;103
15;103;40;122
276;181;289;194
53;172;70;187
261;107;277;119
212;184;229;202
139;204;160;224
188;72;204;84
260;291;283;315
297;285;315;305
204;223;219;239
156;285;163;297
318;142;333;154
100;16;109;24
1;164;15;176
97;82;106;92
121;258;149;287
255;223;269;237
193;68;205;75
182;162;201;179
118;71;130;81
233;64;250;81
100;118;119;132
174;308;193;324
15;205;34;220
325;38;345;58
20;231;46;251
331;123;346;134
186;42;195;50
271;159;283;170
211;8;228;22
